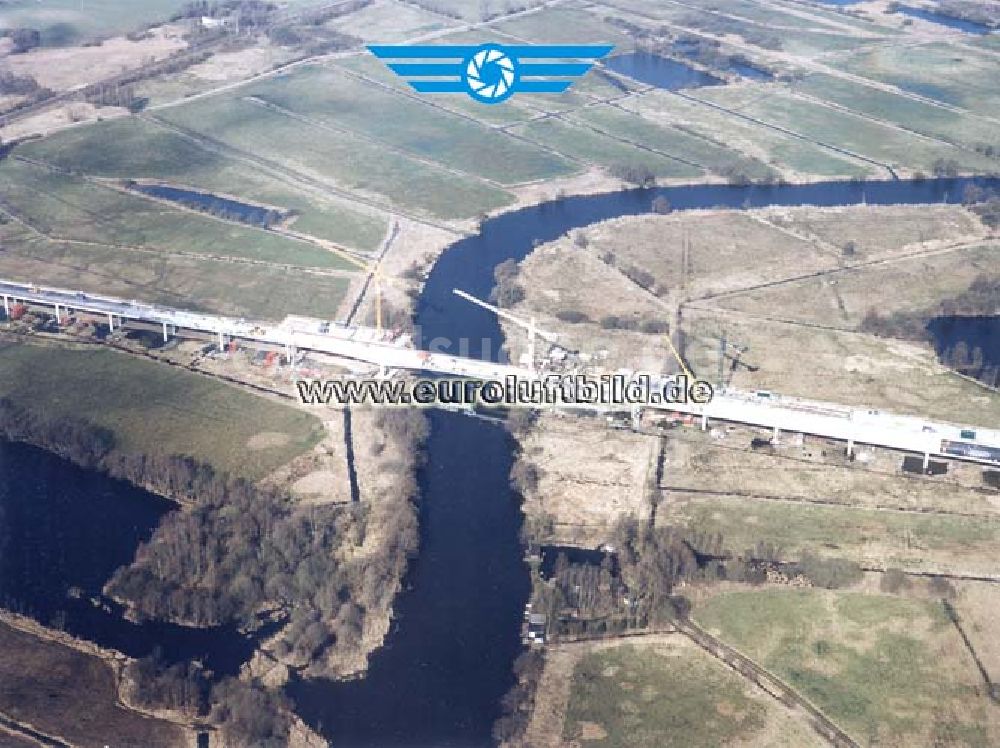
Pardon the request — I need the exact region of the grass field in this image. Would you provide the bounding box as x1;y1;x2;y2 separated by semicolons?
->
240;63;575;185
566;104;774;177
157;95;515;219
512;117;701;178
0;342;324;479
790;72;1000;153
0;0;185;45
16;118;388;252
332;53;536;127
625;90;876;179
694;589;996;745
692;85;997;174
661;493;1000;575
563;641;772;747
0;222;352;320
0;158;356;269
833;42;1000;118
717;241;995;329
664;432;1000;515
325;0;456;42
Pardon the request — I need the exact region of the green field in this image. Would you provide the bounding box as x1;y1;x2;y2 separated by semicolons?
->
563;642;771;747
833;42;1000;118
567;104;774;177
0;222;351;320
333;53;537;127
490;6;633;45
693;85;996;173
0;158;353;269
0;342;324;479
626;90;875;178
695;589;995;745
157;95;515;219
17;118;388;252
513;117;701;178
791;72;1000;153
240;63;574;185
0;0;186;45
661;494;1000;575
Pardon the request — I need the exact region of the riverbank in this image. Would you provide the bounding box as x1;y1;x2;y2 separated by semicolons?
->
0;609;192;747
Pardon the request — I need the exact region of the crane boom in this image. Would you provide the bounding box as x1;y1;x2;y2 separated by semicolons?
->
452;289;559;342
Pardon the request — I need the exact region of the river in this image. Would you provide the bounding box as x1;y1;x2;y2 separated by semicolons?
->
0;176;998;746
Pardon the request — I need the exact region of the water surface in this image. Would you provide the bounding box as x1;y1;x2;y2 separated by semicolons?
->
604;52;723;90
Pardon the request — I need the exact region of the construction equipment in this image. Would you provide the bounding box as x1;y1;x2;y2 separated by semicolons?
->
453;288;558;371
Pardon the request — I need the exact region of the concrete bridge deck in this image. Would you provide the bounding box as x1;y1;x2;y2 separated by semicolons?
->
2;278;998;468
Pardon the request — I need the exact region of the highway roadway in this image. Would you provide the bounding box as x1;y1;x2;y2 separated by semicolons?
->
2;278;998;468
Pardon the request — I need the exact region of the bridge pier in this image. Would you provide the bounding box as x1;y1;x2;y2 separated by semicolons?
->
54;304;61;325
772;425;780;444
218;331;225;352
923;452;930;471
846;438;854;457
107;313;115;332
701;412;708;431
2;295;8;317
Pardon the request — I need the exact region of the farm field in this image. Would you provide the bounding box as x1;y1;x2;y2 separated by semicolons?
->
659;493;1000;575
0;0;186;46
662;433;1000;518
716;241;996;329
832;42;1000;118
694;589;998;745
560;638;820;747
0;221;353;320
16;117;388;253
0;158;355;269
238;63;574;185
565;104;774;178
0;342;324;479
789;72;1000;153
624;90;876;179
324;0;456;42
691;85;996;174
684;310;1000;426
156;94;516;219
511;116;701;179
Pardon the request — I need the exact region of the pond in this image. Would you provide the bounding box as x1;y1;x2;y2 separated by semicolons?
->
131;184;287;227
604;51;724;90
0;441;255;675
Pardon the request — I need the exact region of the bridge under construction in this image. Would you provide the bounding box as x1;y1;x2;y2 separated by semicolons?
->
2;277;998;470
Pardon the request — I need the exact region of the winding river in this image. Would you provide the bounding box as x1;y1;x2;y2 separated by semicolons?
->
0;176;997;746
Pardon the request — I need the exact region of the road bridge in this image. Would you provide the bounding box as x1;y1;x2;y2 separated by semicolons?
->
2;278;998;469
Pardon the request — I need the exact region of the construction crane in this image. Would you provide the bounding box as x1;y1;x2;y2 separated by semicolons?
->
706;330;756;391
452;288;558;372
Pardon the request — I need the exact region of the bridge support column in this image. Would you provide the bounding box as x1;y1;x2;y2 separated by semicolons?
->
162;322;169;342
3;296;8;317
54;304;61;325
218;331;225;352
846;438;854;457
701;412;708;431
923;452;930;471
107;313;114;332
772;425;780;444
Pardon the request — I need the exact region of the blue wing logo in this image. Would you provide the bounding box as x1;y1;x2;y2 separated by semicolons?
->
368;43;614;104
